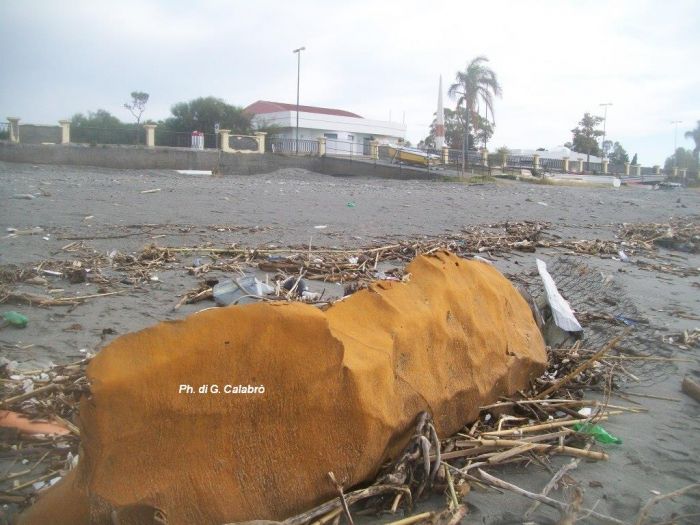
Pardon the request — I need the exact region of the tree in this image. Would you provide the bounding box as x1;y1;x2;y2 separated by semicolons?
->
70;109;133;145
124;91;149;143
607;142;629;165
685;120;700;161
422;107;477;150
448;56;502;166
164;96;250;134
570;112;604;163
631;153;638;165
664;148;699;172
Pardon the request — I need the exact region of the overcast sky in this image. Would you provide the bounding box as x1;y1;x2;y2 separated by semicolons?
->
1;0;698;164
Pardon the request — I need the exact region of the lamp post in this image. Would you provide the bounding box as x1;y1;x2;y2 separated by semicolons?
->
293;46;305;155
670;120;682;168
599;102;612;159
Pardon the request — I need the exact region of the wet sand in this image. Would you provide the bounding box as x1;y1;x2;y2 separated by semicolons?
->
1;161;699;523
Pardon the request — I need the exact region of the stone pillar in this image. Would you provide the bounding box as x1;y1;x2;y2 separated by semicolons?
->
562;157;569;172
577;159;584;173
254;131;267;154
317;137;326;157
500;152;507;168
218;129;231;152
624;162;630;176
442;146;449;164
370;140;379;160
481;149;488;167
58;120;71;144
602;159;609;174
533;153;540;171
672;166;679;177
653;165;660;175
680;168;687;179
7;117;20;143
143;124;157;148
633;164;641;177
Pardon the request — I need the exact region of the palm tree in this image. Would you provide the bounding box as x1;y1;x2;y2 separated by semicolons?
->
448;55;502;169
685;120;700;161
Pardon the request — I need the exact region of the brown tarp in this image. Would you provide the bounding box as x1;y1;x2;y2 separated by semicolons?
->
19;251;546;524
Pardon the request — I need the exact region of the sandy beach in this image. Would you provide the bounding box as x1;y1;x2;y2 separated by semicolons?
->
1;161;699;524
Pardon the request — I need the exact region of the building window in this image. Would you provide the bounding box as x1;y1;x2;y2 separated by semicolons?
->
324;133;338;139
347;134;355;142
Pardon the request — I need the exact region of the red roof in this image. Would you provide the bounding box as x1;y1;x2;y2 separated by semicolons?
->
244;100;363;119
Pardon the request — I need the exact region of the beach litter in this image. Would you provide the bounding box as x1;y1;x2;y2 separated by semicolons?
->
1;310;28;328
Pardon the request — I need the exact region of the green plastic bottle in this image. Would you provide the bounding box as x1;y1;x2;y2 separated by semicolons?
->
573;422;622;444
2;311;28;328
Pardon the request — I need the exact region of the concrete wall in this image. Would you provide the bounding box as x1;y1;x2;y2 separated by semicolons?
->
0;141;452;181
0;141;323;175
18;124;61;144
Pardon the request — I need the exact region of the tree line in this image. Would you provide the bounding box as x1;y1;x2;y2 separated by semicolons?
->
70;93;252;146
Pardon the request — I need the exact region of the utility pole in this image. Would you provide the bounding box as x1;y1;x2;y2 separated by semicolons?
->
293;46;305;155
671;120;682;168
599;102;612;159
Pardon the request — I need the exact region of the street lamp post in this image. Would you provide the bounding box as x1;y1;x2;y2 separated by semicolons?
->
599;102;612;159
293;46;305;155
671;120;682;168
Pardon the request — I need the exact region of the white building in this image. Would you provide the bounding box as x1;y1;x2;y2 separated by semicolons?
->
244;100;406;155
508;146;603;163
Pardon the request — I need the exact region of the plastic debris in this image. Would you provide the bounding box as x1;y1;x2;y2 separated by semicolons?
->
12;194;37;200
2;311;28;328
614;314;639;326
618;250;629;262
282;277;309;296
536;259;582;332
213;276;275;306
346;201;356;208
572;422;622;444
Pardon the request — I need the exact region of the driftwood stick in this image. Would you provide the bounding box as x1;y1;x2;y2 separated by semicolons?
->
535;329;629;399
525;443;591;516
327;472;354;525
2;384;59;406
681;377;700;403
383;512;432;525
635;483;700;525
476;469;626;525
283;485;411;525
309;508;342;525
481;413;617;436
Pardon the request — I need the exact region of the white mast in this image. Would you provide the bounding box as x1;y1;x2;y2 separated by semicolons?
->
435;75;445;149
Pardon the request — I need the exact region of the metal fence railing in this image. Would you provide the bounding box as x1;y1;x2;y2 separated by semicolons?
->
608;163;625;175
268;137;319;155
155;130;218;149
325;138;369;157
540;158;564;172
0;122;10;140
586;162;602;173
506;155;534;168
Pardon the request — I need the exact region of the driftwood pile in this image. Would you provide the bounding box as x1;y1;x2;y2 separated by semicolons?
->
2;218;699;311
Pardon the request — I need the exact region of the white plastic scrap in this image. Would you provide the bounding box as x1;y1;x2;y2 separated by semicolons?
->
536;258;583;332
